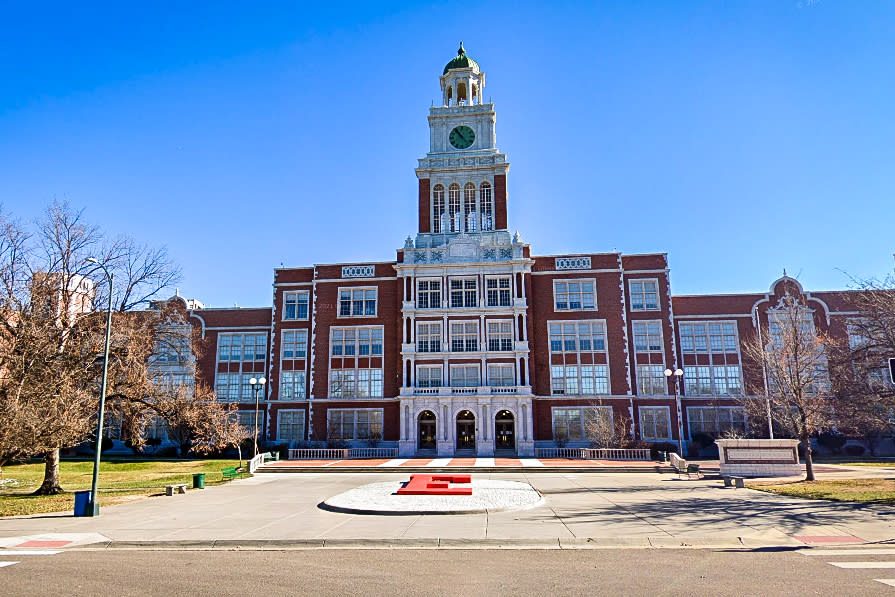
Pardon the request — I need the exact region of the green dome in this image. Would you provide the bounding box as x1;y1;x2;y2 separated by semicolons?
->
443;42;480;75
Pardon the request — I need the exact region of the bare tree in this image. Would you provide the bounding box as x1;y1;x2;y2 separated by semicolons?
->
0;201;181;494
742;294;835;481
584;401;633;449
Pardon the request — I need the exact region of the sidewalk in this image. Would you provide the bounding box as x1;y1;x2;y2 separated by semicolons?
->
1;469;892;550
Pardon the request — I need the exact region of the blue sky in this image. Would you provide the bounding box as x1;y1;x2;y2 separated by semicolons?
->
1;1;892;307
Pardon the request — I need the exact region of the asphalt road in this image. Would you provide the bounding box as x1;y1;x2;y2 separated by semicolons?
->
1;548;891;596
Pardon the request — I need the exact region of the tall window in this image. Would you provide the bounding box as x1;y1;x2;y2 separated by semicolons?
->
550;365;609;395
450;278;478;308
277;410;305;442
552;407;611;442
283;291;309;320
339;287;377;317
417;279;442;309
687;407;746;438
548;322;606;353
464;182;477;231
327;409;383;440
679;322;738;353
416;366;442;388
636;364;666;395
632;321;663;352
486;277;512;307
629;279;659;311
330;369;383;398
218;333;267;362
448;183;461;232
480;182;493;230
554;280;596;311
487;320;513;351
282;330;307;359
152;325;192;362
280;371;306;399
639;407;670;440
215;373;255;401
416;322;442;353
683;365;742;396
450;321;479;352
487;364;515;386
331;327;383;356
450;365;480;387
432;184;445;233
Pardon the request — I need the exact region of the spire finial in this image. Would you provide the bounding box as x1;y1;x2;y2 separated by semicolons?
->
458;41;465;55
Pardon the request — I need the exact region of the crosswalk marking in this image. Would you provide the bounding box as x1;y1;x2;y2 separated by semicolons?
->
0;562;18;568
520;459;545;467
425;458;452;467
801;549;895;556
0;551;61;556
475;458;495;467
829;562;895;569
875;579;895;587
380;459;408;467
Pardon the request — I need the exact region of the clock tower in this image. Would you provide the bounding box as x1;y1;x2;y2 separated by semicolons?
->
415;43;510;236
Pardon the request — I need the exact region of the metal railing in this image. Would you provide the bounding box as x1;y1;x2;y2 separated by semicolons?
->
535;447;652;461
287;448;399;460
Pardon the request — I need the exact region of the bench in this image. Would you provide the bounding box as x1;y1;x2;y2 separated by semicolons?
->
221;467;240;481
686;464;703;479
165;483;187;496
723;476;745;489
261;452;280;462
670;461;686;478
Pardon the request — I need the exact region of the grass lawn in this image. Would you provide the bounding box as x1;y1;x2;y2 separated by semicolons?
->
748;479;895;504
0;459;245;517
839;462;895;468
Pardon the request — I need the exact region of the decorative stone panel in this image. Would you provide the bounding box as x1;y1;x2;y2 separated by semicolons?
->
342;265;375;278
555;257;591;270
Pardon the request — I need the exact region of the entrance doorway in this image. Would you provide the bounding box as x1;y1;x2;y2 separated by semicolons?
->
495;409;515;452
455;410;476;452
417;410;436;451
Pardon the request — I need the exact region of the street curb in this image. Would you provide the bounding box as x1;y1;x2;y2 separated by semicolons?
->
61;536;820;551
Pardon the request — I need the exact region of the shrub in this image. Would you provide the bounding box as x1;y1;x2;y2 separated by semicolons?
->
844;444;866;457
649;442;678;460
154;446;179;458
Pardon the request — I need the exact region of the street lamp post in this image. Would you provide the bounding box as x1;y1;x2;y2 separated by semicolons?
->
664;368;684;456
86;258;113;517
249;376;266;456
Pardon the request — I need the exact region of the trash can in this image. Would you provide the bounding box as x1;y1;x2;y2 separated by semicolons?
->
73;490;92;517
192;473;205;489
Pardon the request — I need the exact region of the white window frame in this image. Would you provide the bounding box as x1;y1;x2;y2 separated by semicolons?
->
485;276;512;307
552;406;612;442
450;364;480;387
217;333;267;363
283;290;310;321
636;364;667;395
281;329;308;359
679;321;739;354
486;320;514;352
548;320;608;354
416;278;442;309
449;277;478;308
338;286;378;318
280;370;307;399
416;365;443;388
326;408;384;441
550;364;609;396
277;409;306;442
450;320;479;352
639;406;671;440
632;320;663;353
330;326;384;357
629;278;660;311
329;368;384;398
686;406;747;439
416;321;442;353
553;279;597;311
487;363;515;386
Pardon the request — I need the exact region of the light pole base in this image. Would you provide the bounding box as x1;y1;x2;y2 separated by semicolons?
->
87;501;99;517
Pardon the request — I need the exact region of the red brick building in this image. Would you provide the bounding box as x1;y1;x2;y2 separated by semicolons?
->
178;46;869;457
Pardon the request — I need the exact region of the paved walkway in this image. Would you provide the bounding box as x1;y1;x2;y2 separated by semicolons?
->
0;469;892;549
266;457;664;469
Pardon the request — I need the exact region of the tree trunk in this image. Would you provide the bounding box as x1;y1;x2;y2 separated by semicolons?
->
237;444;243;469
803;439;815;482
33;449;63;495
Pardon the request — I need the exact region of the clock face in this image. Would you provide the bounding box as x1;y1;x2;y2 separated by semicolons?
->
449;125;475;149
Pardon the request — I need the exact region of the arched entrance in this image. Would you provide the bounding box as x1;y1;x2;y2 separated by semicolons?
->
495;410;515;452
417;410;436;452
455;410;476;452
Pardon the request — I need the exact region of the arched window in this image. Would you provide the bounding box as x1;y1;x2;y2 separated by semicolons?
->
479;182;493;231
448;183;461;233
464;183;477;232
432;185;445;233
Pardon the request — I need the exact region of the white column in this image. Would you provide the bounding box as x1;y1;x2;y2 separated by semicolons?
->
521;313;528;341
522;404;528;441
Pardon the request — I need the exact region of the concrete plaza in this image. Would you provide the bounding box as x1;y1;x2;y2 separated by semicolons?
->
0;467;893;549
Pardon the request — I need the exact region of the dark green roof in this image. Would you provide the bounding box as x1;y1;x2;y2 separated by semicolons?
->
443;42;480;75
